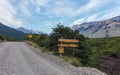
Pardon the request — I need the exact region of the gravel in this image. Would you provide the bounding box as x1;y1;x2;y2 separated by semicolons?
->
26;42;107;75
0;42;107;75
78;67;107;75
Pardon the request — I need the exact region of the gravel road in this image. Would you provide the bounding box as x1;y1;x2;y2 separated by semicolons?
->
0;42;78;75
0;42;107;75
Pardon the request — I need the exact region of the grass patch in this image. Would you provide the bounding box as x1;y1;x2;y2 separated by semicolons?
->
54;54;83;67
26;41;82;67
62;56;83;67
26;41;55;54
26;41;40;48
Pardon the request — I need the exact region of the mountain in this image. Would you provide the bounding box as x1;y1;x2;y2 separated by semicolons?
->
0;23;26;40
17;27;42;34
72;15;120;38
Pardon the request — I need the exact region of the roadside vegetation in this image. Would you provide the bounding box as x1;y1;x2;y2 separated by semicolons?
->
26;23;120;68
26;41;40;48
0;34;17;41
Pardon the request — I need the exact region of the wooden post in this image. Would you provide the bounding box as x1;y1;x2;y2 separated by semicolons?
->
72;43;76;57
60;51;62;58
60;36;63;57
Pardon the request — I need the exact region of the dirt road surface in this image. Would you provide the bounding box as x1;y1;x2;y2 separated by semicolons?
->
0;42;107;75
0;42;80;75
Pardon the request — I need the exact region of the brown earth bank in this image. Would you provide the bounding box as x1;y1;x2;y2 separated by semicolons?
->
99;53;120;75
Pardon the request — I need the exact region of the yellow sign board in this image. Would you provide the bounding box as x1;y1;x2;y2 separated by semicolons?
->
58;44;78;47
59;47;64;53
58;38;79;57
28;35;32;39
70;44;78;47
58;39;79;43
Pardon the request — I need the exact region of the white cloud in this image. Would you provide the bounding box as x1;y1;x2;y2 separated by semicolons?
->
71;14;98;26
35;0;49;6
18;0;31;16
0;0;120;30
42;0;78;17
97;5;120;21
0;0;24;27
36;7;41;13
0;0;16;14
86;14;98;22
41;0;113;18
30;0;50;13
0;0;52;25
82;0;100;11
74;0;109;15
72;19;85;25
71;3;120;26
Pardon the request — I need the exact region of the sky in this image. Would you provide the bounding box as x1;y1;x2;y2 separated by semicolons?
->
0;0;120;33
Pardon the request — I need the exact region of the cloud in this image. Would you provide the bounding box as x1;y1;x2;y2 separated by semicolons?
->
80;0;100;12
35;0;49;6
86;14;98;22
71;14;98;26
18;0;31;16
72;19;85;25
42;0;77;17
30;0;50;13
0;0;24;27
71;2;120;26
0;0;120;34
41;0;115;18
97;5;120;20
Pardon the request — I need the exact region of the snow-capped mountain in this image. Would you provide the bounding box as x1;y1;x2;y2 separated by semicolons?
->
72;15;120;38
17;27;42;34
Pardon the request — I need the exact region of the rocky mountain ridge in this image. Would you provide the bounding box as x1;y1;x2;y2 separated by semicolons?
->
17;27;42;34
72;15;120;38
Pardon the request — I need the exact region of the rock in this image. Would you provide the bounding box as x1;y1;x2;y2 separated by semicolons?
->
78;67;107;75
100;55;120;75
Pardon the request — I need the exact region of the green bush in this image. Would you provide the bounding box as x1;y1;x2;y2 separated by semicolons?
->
62;56;82;67
86;37;120;67
31;34;50;48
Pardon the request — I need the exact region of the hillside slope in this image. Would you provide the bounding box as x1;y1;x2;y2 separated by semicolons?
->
72;15;120;38
87;37;120;75
0;23;26;40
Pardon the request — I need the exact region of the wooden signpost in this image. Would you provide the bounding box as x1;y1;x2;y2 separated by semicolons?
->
58;39;79;43
59;47;64;53
58;37;79;57
58;44;78;47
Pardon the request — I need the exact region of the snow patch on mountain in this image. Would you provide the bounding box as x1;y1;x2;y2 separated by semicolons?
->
17;27;42;34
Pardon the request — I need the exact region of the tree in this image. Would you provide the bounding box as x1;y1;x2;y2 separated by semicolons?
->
50;23;89;61
50;23;80;52
32;34;50;48
0;34;4;40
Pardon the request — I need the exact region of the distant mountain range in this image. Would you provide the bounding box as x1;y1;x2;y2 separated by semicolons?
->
0;23;26;40
17;27;42;34
72;15;120;38
0;23;42;40
0;15;120;40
